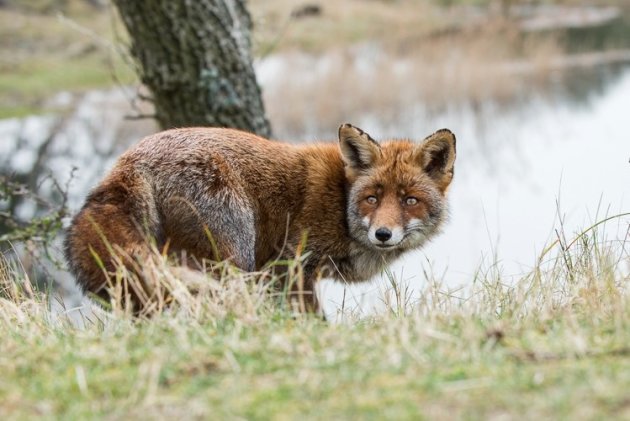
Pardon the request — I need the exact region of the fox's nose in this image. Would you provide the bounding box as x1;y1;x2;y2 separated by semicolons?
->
375;227;392;242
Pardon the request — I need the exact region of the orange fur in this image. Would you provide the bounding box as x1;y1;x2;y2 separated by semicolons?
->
65;124;456;313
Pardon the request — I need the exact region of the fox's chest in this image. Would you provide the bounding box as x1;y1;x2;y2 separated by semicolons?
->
325;246;401;283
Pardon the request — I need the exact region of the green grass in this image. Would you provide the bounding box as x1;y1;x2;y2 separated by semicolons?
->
0;55;134;119
0;2;134;118
1;222;629;419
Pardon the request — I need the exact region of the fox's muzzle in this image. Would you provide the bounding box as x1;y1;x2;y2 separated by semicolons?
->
368;225;404;248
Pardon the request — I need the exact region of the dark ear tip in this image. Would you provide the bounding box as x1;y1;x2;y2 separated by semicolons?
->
435;128;456;146
436;128;454;136
339;122;354;132
338;123;356;139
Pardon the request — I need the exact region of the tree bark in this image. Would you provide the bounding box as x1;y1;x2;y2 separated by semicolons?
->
113;0;271;137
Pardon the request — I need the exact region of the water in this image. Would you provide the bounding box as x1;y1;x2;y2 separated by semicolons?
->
319;63;630;316
423;64;630;279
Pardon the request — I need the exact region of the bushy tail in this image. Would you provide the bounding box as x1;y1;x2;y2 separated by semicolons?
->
64;168;160;310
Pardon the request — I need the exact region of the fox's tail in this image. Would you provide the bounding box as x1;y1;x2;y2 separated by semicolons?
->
64;167;160;308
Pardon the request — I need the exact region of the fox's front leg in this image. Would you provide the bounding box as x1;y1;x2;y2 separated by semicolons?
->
286;261;321;315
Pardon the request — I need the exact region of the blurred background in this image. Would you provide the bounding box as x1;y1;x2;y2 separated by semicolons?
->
0;0;629;315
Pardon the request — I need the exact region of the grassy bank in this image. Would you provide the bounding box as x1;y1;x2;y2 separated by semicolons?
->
1;223;629;419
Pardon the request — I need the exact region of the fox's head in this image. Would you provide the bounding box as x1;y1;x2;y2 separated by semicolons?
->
339;123;456;252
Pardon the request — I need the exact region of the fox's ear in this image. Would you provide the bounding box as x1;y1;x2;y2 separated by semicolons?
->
416;129;456;192
338;123;381;172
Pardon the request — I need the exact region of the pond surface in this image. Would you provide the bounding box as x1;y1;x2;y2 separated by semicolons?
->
319;63;630;316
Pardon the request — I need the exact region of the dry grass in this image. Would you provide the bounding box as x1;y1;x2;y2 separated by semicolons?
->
1;216;629;418
251;0;630;139
4;0;628;120
250;0;444;55
260;20;574;139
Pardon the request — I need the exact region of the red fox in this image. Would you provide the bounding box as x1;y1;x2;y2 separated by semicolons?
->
64;124;456;312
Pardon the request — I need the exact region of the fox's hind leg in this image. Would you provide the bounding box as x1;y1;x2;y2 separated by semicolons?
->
202;211;256;272
167;189;257;272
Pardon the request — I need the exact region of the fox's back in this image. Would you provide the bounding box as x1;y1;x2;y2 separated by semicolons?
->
113;128;315;264
124;127;299;187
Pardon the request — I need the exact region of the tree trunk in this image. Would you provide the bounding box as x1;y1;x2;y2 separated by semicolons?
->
113;0;271;137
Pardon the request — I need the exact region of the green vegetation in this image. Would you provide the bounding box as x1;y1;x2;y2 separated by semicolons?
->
0;3;133;118
1;220;629;419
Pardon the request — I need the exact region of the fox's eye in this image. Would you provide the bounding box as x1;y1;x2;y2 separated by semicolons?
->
366;196;378;205
405;197;419;206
